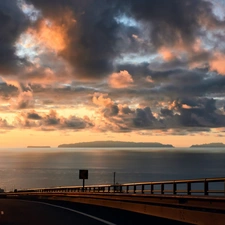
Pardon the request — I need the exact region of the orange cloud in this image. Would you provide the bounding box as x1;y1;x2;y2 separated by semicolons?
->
209;53;225;75
10;91;34;109
0;117;12;129
158;47;175;61
16;9;75;57
108;70;134;88
145;76;154;83
92;93;114;107
25;20;67;52
158;39;205;66
182;104;192;109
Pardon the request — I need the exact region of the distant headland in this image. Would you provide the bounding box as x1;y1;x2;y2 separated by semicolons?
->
27;146;51;148
58;141;174;148
190;143;225;148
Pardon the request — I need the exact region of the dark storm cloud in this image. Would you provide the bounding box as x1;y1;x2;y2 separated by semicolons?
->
125;0;223;47
117;63;152;78
160;108;173;117
0;0;223;80
61;116;93;130
98;96;225;133
121;106;133;115
27;112;42;120
22;0;223;79
27;83;98;107
103;104;119;117
133;107;156;127
15;110;93;130
111;65;225;101
0;82;19;99
25;0;125;79
169;98;225;127
0;0;29;74
160;71;225;98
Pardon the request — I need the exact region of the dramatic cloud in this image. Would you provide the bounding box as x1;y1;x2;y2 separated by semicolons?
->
108;70;134;88
91;94;225;133
0;117;13;130
209;53;225;75
0;82;19;100
15;110;93;131
0;0;225;145
1;0;224;79
0;0;29;74
15;90;34;109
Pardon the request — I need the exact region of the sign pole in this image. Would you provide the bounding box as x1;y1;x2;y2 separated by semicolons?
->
113;172;116;192
83;179;85;192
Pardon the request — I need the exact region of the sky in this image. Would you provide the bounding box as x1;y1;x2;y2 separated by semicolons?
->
0;0;225;148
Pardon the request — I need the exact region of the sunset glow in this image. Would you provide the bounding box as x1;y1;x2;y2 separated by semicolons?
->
1;0;225;147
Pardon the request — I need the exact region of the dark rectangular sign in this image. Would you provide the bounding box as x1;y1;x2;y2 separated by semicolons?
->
79;170;88;179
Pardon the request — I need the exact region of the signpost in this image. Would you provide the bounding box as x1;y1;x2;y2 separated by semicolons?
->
79;170;88;191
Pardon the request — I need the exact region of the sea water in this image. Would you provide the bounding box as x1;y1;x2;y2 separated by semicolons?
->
0;147;225;191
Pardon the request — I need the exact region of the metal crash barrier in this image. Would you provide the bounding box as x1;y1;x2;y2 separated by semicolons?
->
15;177;225;196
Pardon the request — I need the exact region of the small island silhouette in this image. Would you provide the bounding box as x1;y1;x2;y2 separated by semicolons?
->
27;146;51;148
58;141;174;148
190;143;225;148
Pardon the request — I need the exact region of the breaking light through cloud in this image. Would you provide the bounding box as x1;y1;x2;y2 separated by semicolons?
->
108;71;134;88
1;0;225;147
17;0;41;22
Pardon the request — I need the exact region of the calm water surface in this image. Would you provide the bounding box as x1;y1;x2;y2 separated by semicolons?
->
0;147;225;191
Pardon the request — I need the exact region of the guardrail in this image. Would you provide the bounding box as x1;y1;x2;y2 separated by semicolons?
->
16;177;225;196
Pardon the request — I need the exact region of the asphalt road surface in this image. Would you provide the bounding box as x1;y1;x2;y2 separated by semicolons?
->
0;199;190;225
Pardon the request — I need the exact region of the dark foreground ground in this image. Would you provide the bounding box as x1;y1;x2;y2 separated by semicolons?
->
0;198;191;225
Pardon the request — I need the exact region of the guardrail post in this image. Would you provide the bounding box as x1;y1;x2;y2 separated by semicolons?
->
126;186;129;193
161;184;164;194
187;182;191;195
141;184;144;194
204;180;209;195
224;181;225;196
173;182;177;195
108;186;110;193
151;184;154;194
134;185;136;194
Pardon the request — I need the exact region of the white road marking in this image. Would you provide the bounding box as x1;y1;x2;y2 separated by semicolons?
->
20;200;117;225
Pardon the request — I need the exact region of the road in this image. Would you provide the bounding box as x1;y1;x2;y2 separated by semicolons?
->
0;199;190;225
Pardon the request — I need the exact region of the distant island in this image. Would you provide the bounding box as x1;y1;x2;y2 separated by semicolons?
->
58;141;174;148
27;146;51;148
190;143;225;148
